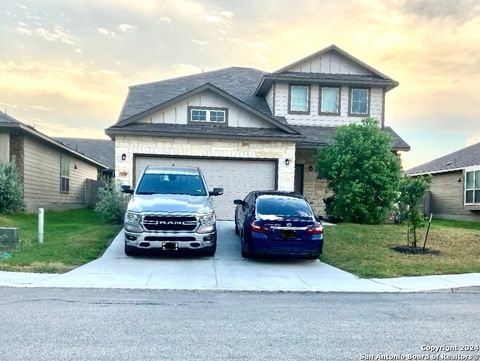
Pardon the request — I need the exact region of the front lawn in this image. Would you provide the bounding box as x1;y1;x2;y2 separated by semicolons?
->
321;220;480;278
0;209;120;273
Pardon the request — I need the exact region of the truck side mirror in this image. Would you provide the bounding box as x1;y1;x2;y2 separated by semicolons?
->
233;199;245;205
209;187;224;196
121;185;134;194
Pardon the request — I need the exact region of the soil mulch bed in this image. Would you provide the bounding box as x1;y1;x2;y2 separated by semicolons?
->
391;245;440;255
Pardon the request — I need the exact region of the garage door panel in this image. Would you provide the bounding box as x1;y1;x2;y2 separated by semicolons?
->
135;156;276;220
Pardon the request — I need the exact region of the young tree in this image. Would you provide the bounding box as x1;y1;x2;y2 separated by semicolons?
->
398;175;432;248
316;118;402;224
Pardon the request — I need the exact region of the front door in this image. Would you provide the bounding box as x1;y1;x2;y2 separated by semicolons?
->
294;164;304;194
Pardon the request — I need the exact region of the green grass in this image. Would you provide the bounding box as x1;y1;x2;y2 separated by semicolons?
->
0;209;120;273
320;219;480;278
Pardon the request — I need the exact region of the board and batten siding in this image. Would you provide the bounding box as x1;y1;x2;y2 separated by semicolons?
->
429;170;480;222
22;137;99;212
287;51;373;75
136;89;274;129
273;83;383;126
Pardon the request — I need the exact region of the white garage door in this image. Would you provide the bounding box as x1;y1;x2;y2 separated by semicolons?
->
134;156;276;220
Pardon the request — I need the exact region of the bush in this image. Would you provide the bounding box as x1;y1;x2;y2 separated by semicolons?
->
94;181;130;224
316;118;402;224
0;161;24;214
398;175;432;247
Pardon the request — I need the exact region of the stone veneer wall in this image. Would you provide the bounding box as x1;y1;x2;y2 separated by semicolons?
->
295;149;330;216
114;135;297;191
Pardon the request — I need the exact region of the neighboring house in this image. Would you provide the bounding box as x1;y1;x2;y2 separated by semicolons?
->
406;142;480;222
54;137;115;175
106;44;410;220
0;111;107;212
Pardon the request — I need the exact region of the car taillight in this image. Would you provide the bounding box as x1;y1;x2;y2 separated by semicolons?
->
306;223;323;235
250;221;271;233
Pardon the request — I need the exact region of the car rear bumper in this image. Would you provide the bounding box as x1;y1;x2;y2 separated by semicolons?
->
247;233;323;256
124;229;216;251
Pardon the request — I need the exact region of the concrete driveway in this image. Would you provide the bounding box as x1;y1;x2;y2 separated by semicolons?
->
2;222;480;292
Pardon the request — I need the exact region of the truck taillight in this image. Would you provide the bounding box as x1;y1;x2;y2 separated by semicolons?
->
250;221;271;234
306;223;323;235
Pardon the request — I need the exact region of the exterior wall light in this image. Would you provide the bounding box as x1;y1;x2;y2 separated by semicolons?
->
121;153;127;161
309;165;314;172
285;159;290;166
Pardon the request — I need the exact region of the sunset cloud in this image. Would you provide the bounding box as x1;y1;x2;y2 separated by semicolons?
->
0;0;478;166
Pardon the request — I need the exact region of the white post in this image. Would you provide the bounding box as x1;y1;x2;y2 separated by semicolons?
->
38;208;44;243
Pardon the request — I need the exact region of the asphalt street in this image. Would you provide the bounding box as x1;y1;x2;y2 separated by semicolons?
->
1;287;479;361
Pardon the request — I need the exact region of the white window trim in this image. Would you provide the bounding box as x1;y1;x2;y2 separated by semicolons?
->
350;88;369;115
464;166;480;205
189;108;226;123
60;155;70;193
289;85;310;113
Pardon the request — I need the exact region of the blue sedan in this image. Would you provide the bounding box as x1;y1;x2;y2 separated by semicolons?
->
234;191;324;259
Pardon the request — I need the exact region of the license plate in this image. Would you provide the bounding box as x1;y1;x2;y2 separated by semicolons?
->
162;242;178;250
281;230;296;239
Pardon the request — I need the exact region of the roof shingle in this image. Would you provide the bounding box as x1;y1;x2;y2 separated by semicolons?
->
406;142;480;175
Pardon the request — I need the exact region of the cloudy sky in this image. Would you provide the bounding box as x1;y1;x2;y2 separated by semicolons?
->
1;0;479;169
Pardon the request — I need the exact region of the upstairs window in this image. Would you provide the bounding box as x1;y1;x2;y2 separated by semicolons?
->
189;107;227;124
465;169;480;204
60;155;69;193
320;87;340;114
289;85;310;113
350;88;369;115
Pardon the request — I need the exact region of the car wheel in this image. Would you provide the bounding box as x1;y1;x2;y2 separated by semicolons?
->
234;220;239;235
240;233;250;258
306;252;320;260
124;243;136;256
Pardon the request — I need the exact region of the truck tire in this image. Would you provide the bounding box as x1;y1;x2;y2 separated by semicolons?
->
124;243;136;256
203;243;216;257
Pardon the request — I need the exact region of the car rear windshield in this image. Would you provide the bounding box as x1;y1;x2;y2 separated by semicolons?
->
256;196;313;218
136;173;207;196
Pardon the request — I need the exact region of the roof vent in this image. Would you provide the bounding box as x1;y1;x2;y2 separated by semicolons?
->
444;161;453;166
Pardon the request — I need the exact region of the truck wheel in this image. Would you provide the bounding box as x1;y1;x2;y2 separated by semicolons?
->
203;243;216;257
125;243;136;256
234;221;239;235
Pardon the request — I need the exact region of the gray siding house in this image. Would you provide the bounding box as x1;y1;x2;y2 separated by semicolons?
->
407;142;480;221
106;44;410;220
0;112;108;212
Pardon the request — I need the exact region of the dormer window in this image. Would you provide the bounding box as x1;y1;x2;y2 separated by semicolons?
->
188;107;228;124
349;88;370;116
289;85;310;114
319;86;340;115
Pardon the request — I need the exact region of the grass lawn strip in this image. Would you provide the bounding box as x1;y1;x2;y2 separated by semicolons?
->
0;209;119;273
321;220;480;278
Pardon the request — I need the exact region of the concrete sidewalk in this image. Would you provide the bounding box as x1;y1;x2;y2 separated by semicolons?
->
1;221;479;292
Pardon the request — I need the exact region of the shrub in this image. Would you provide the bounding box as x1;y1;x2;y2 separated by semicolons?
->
316;118;402;224
94;181;130;224
398;175;432;247
0;161;24;214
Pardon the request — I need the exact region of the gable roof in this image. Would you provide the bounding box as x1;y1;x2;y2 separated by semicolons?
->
255;45;398;95
117;67;271;122
274;44;395;80
406;142;480;175
54;137;115;169
112;82;299;135
0;111;107;169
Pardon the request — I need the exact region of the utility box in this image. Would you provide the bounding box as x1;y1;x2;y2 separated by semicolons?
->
0;227;19;246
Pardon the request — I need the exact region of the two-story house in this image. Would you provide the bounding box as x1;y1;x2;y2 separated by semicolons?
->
106;45;410;220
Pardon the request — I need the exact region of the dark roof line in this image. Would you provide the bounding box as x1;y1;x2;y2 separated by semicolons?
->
406;142;480;175
110;82;300;135
0;112;108;169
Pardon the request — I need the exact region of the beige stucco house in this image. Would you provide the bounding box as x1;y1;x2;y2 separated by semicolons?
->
106;45;410;220
0;112;107;212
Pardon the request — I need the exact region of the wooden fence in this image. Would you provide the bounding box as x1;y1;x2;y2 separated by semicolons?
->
85;179;106;208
